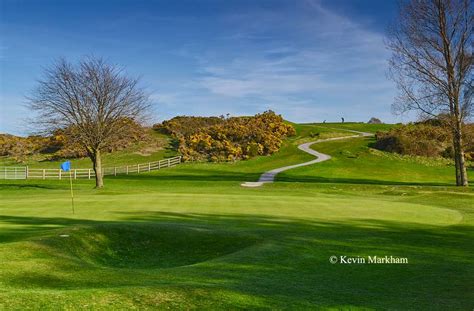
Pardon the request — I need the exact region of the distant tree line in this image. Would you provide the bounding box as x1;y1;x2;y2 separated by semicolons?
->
155;111;296;162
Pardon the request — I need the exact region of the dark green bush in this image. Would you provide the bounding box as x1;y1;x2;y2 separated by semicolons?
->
374;122;474;160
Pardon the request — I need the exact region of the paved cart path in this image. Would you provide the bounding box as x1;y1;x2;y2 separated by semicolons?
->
241;129;372;187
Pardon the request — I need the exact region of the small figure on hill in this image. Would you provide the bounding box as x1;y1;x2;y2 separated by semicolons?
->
341;117;345;123
323;120;326;124
368;117;382;124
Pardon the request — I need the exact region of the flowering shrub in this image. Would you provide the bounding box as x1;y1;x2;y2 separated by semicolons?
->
156;111;296;162
0;134;48;163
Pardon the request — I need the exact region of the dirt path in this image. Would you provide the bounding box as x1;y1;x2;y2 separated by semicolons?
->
241;129;372;187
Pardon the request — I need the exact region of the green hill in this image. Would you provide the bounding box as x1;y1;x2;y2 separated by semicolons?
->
0;129;177;169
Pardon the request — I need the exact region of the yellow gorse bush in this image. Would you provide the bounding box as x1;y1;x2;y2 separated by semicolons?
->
156;111;295;162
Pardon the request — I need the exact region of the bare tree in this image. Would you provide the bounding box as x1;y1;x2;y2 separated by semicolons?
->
387;0;473;186
28;57;150;188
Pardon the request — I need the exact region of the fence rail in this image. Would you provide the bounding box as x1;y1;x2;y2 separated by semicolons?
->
1;167;27;180
0;156;182;180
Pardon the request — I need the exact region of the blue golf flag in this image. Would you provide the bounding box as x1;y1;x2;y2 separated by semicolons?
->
61;161;71;172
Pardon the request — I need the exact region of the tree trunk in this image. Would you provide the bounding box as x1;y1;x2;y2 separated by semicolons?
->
92;149;104;188
453;121;468;186
453;139;461;185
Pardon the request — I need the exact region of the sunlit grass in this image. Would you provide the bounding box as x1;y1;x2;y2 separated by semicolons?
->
0;123;472;309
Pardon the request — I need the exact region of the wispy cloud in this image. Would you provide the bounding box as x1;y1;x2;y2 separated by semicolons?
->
1;0;401;134
162;0;395;122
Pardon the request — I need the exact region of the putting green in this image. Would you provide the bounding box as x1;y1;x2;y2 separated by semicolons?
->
0;192;462;229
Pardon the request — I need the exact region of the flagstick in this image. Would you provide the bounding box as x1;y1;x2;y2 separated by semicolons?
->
69;170;75;214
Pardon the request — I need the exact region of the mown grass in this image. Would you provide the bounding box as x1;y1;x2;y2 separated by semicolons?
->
309;122;396;133
279;136;457;186
0;122;472;309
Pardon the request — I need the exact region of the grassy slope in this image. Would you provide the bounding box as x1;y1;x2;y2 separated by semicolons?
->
0;123;473;310
279;136;456;185
0;130;177;169
312;122;395;133
280;122;457;186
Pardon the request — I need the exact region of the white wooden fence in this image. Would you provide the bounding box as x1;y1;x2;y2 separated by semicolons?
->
0;156;182;180
1;167;27;180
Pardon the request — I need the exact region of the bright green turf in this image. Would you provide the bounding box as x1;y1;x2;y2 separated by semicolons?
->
311;122;396;133
0;123;473;310
279;136;457;186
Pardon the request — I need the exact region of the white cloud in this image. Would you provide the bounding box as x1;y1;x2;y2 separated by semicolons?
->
190;0;394;119
141;1;399;123
201;73;328;97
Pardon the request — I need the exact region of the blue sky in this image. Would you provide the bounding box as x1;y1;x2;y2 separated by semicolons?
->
1;0;407;135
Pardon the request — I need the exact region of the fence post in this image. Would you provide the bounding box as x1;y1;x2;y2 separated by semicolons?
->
168;158;171;167
148;162;151;171
42;169;45;180
88;169;91;179
74;169;77;180
26;166;29;179
126;166;129;175
114;167;117;176
14;167;17;179
59;169;61;180
137;164;140;173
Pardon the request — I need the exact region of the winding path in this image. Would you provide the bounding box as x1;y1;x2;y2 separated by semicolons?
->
241;129;372;187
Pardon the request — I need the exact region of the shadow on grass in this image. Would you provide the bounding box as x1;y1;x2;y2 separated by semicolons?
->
276;175;453;187
111;168;261;183
0;183;63;191
110;167;455;187
0;211;472;309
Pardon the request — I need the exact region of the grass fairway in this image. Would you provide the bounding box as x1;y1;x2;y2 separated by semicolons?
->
0;123;473;309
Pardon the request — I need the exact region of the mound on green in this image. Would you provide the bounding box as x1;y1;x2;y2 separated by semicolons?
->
23;224;258;269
